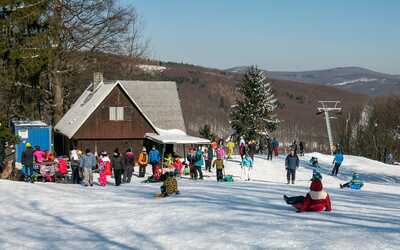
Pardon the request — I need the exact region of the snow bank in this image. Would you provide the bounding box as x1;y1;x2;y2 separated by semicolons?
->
1;153;399;250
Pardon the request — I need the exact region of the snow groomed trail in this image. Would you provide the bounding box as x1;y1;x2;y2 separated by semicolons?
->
1;153;399;250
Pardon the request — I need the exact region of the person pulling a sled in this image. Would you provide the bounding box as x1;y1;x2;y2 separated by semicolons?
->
284;179;332;213
213;155;225;182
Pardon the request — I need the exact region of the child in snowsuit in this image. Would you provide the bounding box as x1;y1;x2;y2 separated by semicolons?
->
98;154;107;186
331;152;344;176
284;179;332;213
285;149;299;184
216;146;225;160
194;147;204;180
241;154;253;181
311;169;323;181
173;157;183;177
340;173;364;189
164;153;173;168
213;157;225;181
309;157;319;168
160;172;180;197
138;147;148;178
309;157;322;181
205;145;214;172
187;150;196;179
123;148;135;183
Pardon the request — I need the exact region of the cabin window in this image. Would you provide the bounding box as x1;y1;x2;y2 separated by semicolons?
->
109;107;124;121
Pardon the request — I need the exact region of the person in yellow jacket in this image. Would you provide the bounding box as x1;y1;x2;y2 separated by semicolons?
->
226;140;235;159
138;147;148;177
213;157;225;181
164;153;173;168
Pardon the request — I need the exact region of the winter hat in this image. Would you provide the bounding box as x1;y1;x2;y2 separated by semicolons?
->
310;179;323;192
142;147;147;152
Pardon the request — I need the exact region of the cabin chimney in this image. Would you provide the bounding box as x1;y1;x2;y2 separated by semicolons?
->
92;72;103;91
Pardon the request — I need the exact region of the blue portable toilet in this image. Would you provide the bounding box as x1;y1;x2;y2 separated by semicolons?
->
12;121;52;163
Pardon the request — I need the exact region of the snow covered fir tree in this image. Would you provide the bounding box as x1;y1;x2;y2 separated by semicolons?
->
230;65;279;143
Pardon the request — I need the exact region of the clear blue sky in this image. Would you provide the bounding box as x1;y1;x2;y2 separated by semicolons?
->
127;0;400;74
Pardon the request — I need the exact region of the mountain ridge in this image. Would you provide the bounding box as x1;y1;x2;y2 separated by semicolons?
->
226;66;400;96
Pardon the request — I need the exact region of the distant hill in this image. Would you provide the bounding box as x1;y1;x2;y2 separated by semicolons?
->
227;66;400;96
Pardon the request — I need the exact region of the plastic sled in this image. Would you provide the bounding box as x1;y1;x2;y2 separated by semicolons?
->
350;183;363;190
223;175;234;182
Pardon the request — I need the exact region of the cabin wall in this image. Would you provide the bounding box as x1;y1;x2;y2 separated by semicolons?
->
74;85;156;139
77;139;145;157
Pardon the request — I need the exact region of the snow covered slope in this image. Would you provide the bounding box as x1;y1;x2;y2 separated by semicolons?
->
1;154;399;250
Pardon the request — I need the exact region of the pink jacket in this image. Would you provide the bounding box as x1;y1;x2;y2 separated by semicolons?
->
216;148;225;159
33;150;44;163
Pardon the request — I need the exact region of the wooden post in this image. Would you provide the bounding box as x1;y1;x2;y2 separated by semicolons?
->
161;143;166;168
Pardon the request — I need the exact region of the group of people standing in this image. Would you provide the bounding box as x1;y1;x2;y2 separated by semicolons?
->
69;146;151;187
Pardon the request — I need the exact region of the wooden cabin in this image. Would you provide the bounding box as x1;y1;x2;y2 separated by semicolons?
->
54;73;186;157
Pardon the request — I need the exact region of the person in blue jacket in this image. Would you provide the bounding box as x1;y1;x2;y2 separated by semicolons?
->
149;146;160;177
340;173;364;189
331;151;344;176
285;149;299;184
241;153;253;181
194;146;204;180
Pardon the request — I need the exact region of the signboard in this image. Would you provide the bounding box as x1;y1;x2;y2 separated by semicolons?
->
18;129;29;140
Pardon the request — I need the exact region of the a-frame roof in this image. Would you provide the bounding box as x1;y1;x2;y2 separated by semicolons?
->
54;80;186;139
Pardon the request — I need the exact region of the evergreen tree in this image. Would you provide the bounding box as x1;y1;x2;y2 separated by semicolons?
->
0;0;50;120
230;66;279;142
199;124;215;140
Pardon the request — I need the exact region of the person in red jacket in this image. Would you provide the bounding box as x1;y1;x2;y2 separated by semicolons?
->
284;179;332;213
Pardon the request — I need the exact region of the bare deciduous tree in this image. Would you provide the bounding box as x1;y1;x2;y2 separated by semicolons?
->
48;0;149;123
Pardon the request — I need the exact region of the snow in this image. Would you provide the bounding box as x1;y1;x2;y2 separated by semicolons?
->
331;78;378;86
137;65;167;73
145;128;210;144
1;153;400;250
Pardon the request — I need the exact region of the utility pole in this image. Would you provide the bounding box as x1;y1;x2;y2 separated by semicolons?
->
316;101;342;155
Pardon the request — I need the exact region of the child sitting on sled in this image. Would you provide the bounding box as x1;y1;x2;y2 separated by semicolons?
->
159;171;180;197
340;172;364;189
284;179;332;213
309;157;319;168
